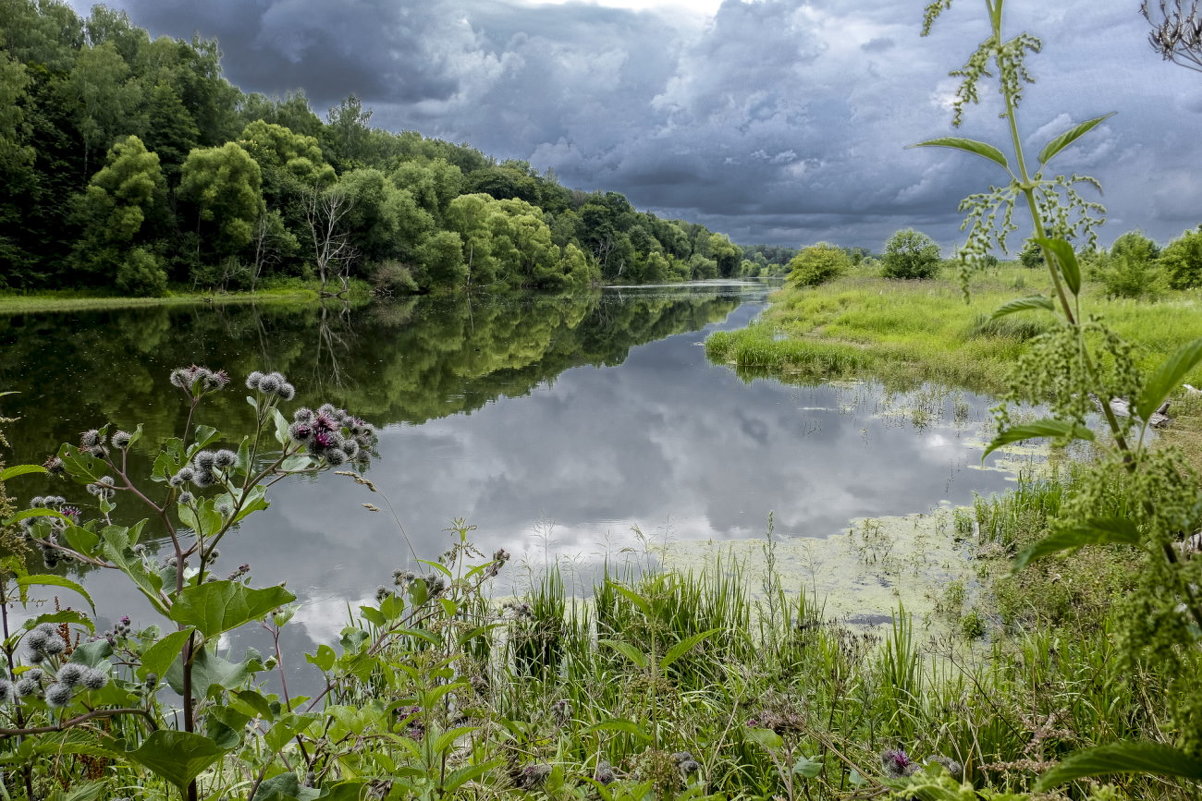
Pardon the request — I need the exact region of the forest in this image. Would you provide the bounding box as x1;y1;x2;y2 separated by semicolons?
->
0;0;793;297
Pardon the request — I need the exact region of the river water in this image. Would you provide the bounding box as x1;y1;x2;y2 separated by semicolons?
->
1;281;1019;658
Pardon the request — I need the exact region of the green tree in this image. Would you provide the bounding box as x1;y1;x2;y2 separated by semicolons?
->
72;135;169;294
786;243;851;287
178;142;263;257
881;228;942;279
1111;229;1160;263
60;41;144;176
708;233;742;278
0;52;35;282
1159;225;1202;288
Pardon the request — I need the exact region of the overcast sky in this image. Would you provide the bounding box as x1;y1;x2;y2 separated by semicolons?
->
69;0;1202;249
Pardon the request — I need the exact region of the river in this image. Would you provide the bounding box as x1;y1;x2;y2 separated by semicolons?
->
1;281;1020;664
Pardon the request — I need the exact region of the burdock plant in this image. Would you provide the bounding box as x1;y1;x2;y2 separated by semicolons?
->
4;367;377;801
917;0;1202;792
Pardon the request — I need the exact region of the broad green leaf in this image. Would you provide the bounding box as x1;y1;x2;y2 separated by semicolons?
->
28;610;95;633
152;438;186;482
0;464;46;481
1136;337;1202;422
272;408;291;448
179;497;223;539
1038;112;1116;165
583;719;652;741
983;419;1094;459
1034;741;1202;791
610;583;653;617
306;643;337;672
138;629;195;680
251;773;305;801
6;507;74;527
206;705;251;750
433;725;478;754
444;761;503;794
910;137;1009;169
231;484;269;525
1032;237;1081;295
166;646;254;699
599;639;650;669
188;424;221;453
57;444;103;485
68;638;112;667
122;730;227;792
660;628;722;672
264;713;319;752
62;525;100;556
1015;518;1142;571
792;756;823;778
169;581;296;639
990;295;1055;319
17;574;94;612
745;727;784;750
230;689;276;721
317;782;370;801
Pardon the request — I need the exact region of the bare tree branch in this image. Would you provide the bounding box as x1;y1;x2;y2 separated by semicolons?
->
1142;0;1202;72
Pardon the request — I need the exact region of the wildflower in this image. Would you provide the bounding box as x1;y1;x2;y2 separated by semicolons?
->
45;683;72;707
81;668;109;691
178;492;195;505
0;680;12;703
111;430;132;449
191;470;214;488
228;563;251;581
552;698;572;726
678;758;701;776
43;455;64;474
294;407;315;423
257;373;282;394
594;762;616;785
881;748;918;779
288;422;313;443
925;755;964;781
80;429;103;448
193;451;217;470
169;467;195;486
213;449;238;469
279;382;296;401
514;764;551;790
246;371;265;390
342;439;360;459
324;448;348;466
56;664;85;687
26;626;50;650
15;677;40;697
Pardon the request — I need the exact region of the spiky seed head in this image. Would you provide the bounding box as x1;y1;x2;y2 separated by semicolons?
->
45;683;72;707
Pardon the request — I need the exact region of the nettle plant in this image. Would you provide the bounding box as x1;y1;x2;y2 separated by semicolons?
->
911;0;1202;795
0;367;390;801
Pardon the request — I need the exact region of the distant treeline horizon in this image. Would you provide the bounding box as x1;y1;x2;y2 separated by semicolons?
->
0;0;799;297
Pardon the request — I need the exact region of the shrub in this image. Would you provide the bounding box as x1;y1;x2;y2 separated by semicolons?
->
880;229;941;279
115;247;168;296
1095;252;1167;300
372;260;419;295
1160;225;1202;289
786;242;850;287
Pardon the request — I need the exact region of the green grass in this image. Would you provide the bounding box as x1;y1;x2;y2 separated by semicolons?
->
707;266;1202;393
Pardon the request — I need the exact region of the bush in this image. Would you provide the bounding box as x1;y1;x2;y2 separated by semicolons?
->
786;243;850;287
1095;252;1167;300
881;229;941;279
115;247;168;296
372;260;420;295
1160;225;1202;289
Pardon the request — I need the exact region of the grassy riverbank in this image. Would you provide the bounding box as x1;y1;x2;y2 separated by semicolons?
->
0;280;378;314
706;265;1202;394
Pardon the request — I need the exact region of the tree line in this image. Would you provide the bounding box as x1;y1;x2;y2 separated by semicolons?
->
0;1;779;296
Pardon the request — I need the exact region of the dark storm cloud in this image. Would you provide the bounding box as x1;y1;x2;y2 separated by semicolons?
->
71;0;1202;248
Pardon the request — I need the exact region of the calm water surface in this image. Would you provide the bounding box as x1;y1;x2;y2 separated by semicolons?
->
1;282;1016;655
